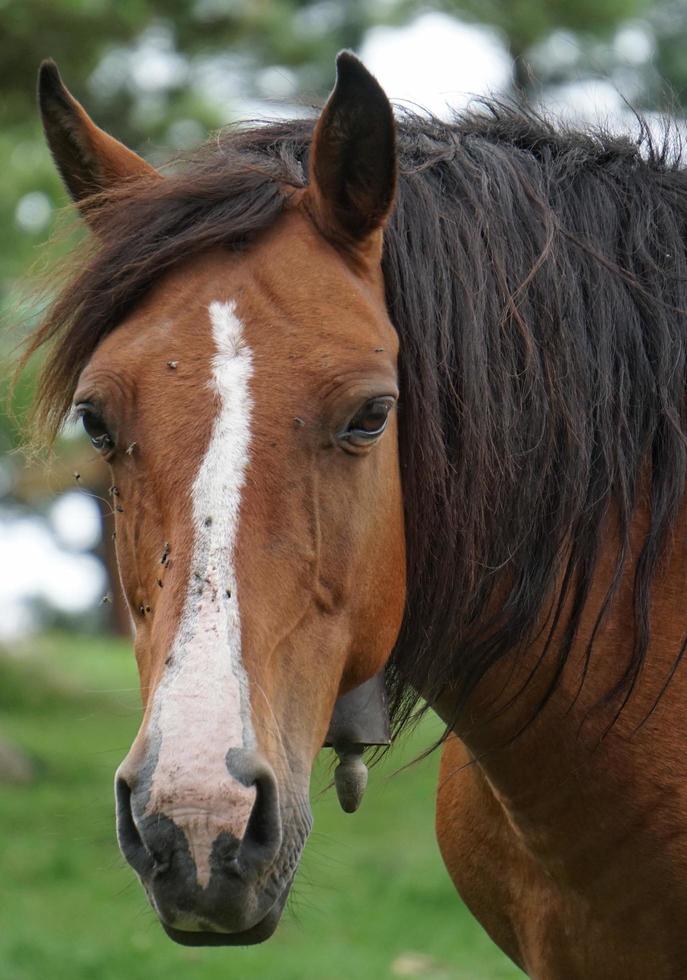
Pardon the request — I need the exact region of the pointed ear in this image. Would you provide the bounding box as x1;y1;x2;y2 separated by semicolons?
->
307;51;396;250
38;59;158;207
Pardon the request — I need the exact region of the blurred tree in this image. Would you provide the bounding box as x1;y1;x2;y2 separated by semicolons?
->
433;0;651;88
429;0;687;111
1;1;379;142
650;2;687;109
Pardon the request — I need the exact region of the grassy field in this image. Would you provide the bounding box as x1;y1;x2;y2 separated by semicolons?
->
0;633;521;980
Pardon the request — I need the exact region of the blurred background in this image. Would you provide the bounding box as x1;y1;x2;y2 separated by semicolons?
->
2;1;687;977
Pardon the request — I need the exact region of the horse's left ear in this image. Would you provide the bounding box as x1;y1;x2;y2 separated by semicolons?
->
307;51;396;252
38;59;158;209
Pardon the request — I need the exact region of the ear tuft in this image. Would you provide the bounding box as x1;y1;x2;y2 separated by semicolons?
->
37;59;158;207
308;51;396;248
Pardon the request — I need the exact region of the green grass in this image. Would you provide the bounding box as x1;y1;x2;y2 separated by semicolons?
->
0;633;521;980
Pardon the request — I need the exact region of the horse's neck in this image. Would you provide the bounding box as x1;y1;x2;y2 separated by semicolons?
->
444;501;687;891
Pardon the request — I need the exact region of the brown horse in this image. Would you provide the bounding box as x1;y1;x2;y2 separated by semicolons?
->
26;52;687;976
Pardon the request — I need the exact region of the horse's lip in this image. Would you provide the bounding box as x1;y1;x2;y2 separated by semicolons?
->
159;884;289;947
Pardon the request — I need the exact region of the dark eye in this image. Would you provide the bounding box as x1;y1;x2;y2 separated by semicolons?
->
76;404;113;452
340;397;395;447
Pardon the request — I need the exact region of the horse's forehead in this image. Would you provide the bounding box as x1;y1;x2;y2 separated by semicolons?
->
85;222;395;388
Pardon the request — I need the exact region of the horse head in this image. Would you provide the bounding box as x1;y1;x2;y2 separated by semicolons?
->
38;53;405;944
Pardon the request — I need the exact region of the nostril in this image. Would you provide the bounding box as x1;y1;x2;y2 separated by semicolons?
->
115;774;154;877
246;768;281;853
226;749;282;874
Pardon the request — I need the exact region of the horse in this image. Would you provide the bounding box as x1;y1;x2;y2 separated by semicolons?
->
25;51;687;976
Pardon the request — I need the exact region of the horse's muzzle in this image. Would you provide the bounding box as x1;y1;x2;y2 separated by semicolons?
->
115;749;291;942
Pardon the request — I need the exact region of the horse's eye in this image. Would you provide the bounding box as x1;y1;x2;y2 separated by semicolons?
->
341;397;395;447
76;405;113;452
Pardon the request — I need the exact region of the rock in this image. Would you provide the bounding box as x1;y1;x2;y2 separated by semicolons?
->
0;736;34;784
391;952;449;977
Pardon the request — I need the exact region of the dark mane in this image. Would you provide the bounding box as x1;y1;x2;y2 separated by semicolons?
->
25;103;687;731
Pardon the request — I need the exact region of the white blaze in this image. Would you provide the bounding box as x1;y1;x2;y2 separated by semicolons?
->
146;300;256;887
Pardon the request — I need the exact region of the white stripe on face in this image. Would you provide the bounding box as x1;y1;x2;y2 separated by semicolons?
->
145;299;256;887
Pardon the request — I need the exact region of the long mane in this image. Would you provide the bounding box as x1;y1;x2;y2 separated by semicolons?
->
25;103;687;731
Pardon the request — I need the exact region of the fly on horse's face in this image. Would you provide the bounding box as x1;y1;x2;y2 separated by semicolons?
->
39;55;405;943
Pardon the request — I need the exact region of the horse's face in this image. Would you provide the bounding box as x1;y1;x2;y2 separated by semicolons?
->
41;55;404;942
76;221;404;941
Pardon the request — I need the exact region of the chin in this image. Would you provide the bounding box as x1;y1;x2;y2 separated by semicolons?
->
159;882;290;947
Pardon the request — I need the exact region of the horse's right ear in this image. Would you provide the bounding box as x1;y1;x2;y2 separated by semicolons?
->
307;51;396;255
38;59;158;209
